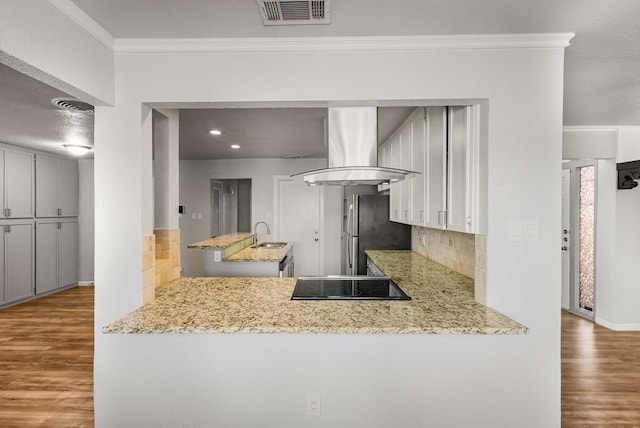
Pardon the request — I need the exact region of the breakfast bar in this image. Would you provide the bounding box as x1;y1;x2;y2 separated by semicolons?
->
103;250;526;335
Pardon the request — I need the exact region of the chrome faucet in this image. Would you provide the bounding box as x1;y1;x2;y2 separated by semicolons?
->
253;221;271;244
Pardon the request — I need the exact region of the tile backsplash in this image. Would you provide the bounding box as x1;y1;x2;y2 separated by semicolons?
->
412;226;487;304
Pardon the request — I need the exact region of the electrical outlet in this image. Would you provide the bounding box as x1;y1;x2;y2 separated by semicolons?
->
308;395;321;416
213;251;222;262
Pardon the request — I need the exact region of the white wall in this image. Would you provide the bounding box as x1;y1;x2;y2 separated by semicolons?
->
179;158;328;276
0;0;113;105
92;37;566;427
78;158;94;283
562;127;640;329
152;108;180;231
609;128;640;327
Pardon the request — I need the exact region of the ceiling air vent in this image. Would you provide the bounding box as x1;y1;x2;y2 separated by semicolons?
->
51;98;94;112
257;0;331;25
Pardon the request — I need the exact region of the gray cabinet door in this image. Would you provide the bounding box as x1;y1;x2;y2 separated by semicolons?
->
5;151;34;218
5;223;34;303
58;220;78;288
57;160;78;217
35;221;58;294
0;229;4;303
35;155;58;217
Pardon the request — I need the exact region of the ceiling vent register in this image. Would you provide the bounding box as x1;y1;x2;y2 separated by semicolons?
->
51;98;94;112
257;0;331;25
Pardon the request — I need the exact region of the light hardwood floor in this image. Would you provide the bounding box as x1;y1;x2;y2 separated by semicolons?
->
562;310;640;427
1;289;639;426
0;286;94;427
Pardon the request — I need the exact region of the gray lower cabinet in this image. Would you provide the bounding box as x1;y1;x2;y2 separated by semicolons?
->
0;222;35;304
36;219;79;295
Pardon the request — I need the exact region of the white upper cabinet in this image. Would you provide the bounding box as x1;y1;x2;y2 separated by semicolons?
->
424;107;447;229
380;105;486;234
398;124;411;223
446;106;472;232
36;155;79;217
409;108;427;225
2;150;34;219
387;134;402;222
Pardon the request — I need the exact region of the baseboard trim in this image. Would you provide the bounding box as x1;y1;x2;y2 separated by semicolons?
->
595;317;640;331
78;281;94;286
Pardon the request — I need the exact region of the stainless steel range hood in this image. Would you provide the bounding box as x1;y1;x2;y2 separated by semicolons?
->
292;107;418;186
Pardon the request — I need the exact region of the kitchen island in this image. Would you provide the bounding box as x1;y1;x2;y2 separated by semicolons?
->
104;250;526;334
187;232;294;276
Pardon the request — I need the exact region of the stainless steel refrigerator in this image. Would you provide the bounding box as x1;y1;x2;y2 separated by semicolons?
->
346;194;412;275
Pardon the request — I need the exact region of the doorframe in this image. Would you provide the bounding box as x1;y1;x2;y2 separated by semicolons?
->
563;160;598;321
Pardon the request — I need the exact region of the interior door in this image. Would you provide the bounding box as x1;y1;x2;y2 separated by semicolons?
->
274;176;321;276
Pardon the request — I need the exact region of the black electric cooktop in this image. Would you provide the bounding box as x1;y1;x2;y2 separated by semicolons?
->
291;276;411;300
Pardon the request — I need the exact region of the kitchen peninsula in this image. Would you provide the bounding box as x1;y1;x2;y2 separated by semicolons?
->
104;250;526;335
187;232;294;277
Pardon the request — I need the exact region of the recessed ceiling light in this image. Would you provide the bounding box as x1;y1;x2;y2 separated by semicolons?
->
231;144;240;149
209;129;222;136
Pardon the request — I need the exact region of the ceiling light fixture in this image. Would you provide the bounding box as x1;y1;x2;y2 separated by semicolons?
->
209;129;222;136
230;144;240;149
63;144;92;156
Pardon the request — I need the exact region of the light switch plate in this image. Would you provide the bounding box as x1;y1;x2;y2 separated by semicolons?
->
524;221;538;241
509;220;523;241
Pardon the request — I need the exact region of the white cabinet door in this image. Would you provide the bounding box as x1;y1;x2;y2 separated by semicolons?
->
409;108;426;225
398;125;411;224
388;135;402;222
35;221;58;294
447;106;471;233
36;155;58;217
58;220;79;287
58;160;79;217
425;107;447;229
5;222;34;303
5;151;33;218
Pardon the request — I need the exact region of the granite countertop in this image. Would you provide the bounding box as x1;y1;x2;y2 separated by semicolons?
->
225;242;294;262
187;232;254;249
103;250;527;335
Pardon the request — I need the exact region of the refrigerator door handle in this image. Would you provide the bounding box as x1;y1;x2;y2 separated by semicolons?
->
347;203;354;236
347;236;353;269
350;237;359;275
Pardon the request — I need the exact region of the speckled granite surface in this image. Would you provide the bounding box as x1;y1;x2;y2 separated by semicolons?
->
187;232;254;249
226;242;293;262
103;250;527;335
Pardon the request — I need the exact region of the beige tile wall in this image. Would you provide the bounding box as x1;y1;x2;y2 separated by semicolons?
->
412;226;487;304
474;234;487;305
154;229;181;288
142;234;156;305
142;229;182;305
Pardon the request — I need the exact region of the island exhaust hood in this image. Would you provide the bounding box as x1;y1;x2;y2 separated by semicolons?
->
292;107;418;186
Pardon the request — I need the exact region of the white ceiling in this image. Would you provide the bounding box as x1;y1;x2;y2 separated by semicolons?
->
0;0;638;159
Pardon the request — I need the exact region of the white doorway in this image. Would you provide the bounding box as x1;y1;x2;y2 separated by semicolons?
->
273;176;322;276
562;161;597;320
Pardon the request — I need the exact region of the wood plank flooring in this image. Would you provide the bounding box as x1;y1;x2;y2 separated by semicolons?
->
562;310;640;427
1;290;639;426
0;287;94;427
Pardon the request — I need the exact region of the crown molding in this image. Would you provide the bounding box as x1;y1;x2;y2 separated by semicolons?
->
48;0;115;49
114;33;574;54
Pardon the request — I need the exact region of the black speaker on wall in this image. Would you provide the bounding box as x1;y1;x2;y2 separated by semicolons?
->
617;160;640;189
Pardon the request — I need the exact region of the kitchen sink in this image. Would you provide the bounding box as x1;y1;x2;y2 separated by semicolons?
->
253;242;287;249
